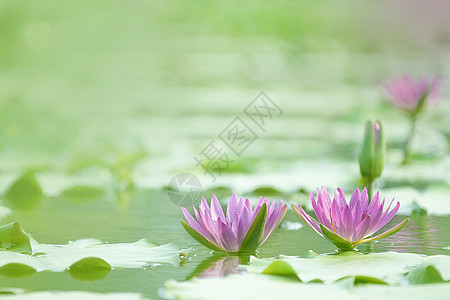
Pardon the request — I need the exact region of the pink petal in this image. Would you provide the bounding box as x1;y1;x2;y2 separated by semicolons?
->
210;195;226;223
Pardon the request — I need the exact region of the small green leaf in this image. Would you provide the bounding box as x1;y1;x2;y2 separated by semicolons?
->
5;173;43;210
68;257;111;281
262;261;301;282
239;203;268;253
359;218;410;244
61;185;104;200
336;275;388;286
0;222;32;254
319;224;355;251
251;187;284;197
181;220;224;252
0;263;36;278
406;265;444;284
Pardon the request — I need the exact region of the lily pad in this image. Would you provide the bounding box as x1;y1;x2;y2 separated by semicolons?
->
248;251;425;284
0;263;36;278
0;291;148;299
335;275;388;286
251;186;285;197
61;185;105;200
163;273;450;300
5;173;43;210
68;257;111;281
422;255;450;281
406;265;445;284
0;238;188;272
262;261;301;282
0;222;32;254
163;273;350;300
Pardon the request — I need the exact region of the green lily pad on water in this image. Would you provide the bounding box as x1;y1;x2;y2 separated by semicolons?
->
422;255;450;281
5;173;43;210
162;272;450;300
406;265;445;284
61;185;105;200
248;251;425;284
262;261;301;282
0;238;188;272
0;263;36;278
0;291;148;299
68;257;111;281
0;222;32;254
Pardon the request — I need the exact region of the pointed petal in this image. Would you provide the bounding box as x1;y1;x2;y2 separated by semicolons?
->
226;193;239;223
330;198;342;235
262;202;288;243
373;201;400;233
291;204;321;235
181;207;204;234
360;188;369;209
210;195;226;223
349;188;361;208
353;215;372;242
341;205;353;241
218;220;238;252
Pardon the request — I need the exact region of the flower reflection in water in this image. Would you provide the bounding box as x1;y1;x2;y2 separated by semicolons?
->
187;254;251;280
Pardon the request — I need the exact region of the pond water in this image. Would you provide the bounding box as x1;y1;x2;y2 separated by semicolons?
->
1;1;450;299
1;189;449;299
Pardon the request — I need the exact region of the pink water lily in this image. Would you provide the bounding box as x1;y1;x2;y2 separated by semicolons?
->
382;74;441;113
292;187;409;251
181;194;287;253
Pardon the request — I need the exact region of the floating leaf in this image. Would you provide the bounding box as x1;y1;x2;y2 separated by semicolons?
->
0;291;148;299
0;263;36;278
422;255;450;281
163;273;450;300
0;238;187;272
262;261;301;282
248;251;425;284
68;257;111;281
61;185;104;200
0;222;32;254
407;265;445;284
251;186;285;197
5;173;43;210
336;275;388;286
163;273;350;300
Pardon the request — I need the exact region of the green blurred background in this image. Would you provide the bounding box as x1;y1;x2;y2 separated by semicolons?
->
1;1;450;299
1;0;448;180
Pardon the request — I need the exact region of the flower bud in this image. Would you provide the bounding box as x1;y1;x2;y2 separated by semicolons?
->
359;120;386;179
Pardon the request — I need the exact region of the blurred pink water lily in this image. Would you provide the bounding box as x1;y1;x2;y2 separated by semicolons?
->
292;187;409;251
382;74;441;114
181;194;287;253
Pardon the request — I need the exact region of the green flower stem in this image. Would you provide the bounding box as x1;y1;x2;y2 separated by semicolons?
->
363;177;375;202
402;114;417;165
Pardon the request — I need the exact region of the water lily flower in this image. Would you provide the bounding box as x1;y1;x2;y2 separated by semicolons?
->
382;74;442;165
181;194;288;253
383;74;441;114
292;187;409;251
